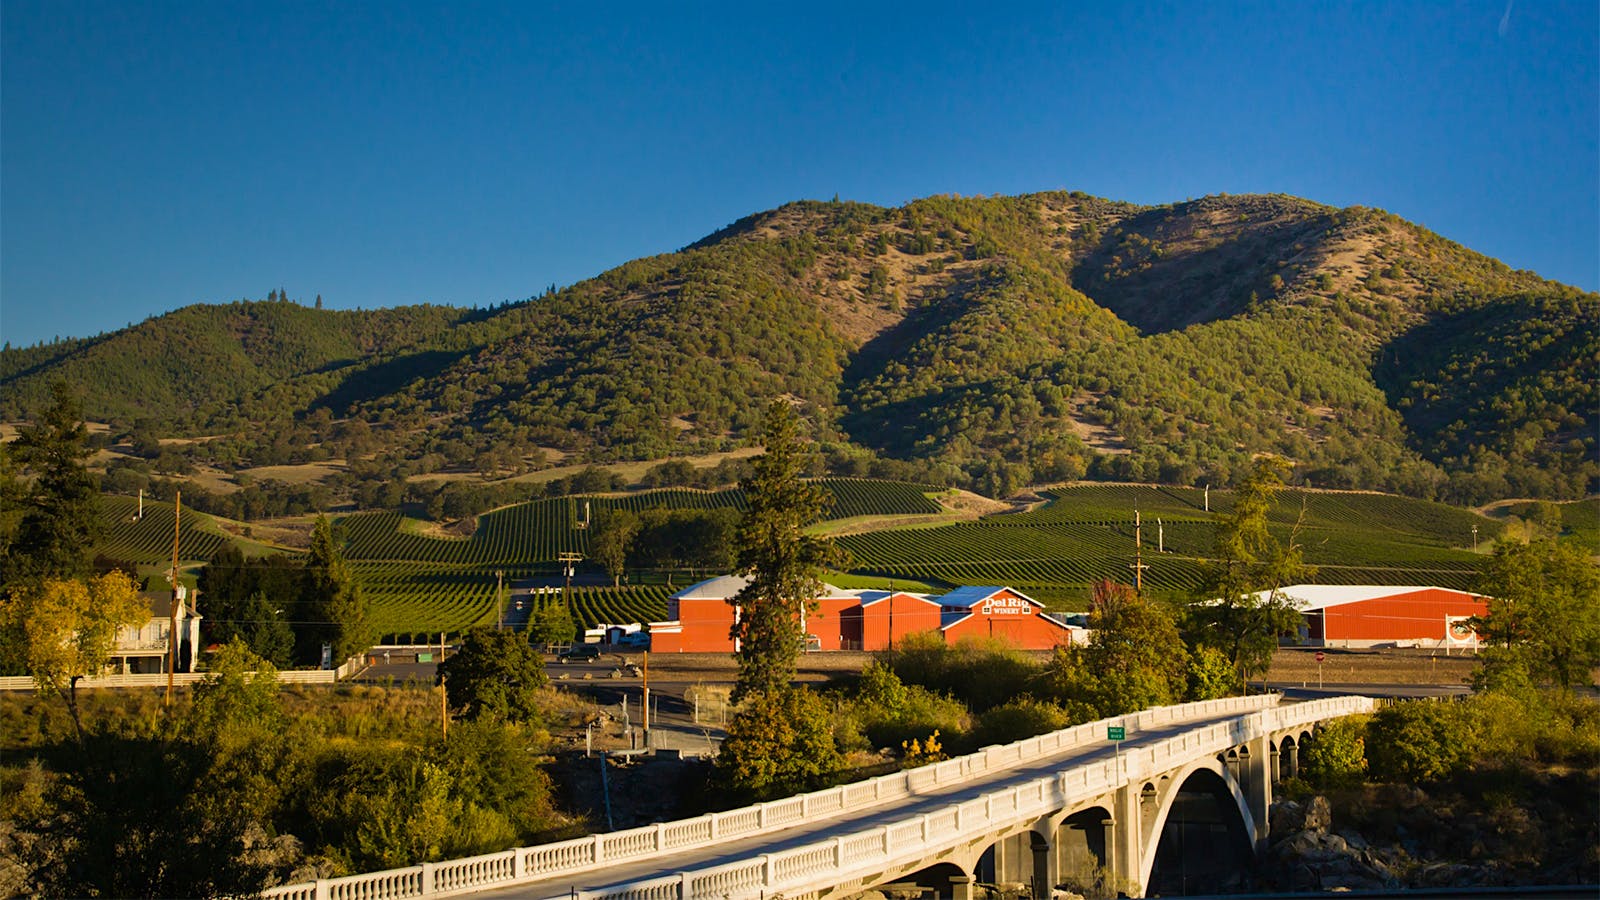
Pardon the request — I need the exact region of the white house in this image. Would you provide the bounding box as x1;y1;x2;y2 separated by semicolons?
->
110;588;202;674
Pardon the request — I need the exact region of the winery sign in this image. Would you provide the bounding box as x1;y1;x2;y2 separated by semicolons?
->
980;595;1033;616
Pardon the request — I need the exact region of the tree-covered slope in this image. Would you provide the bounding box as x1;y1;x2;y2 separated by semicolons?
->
1;192;1593;504
0;299;466;426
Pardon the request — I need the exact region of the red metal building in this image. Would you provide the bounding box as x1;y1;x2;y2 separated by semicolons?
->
649;579;1077;652
1261;585;1489;649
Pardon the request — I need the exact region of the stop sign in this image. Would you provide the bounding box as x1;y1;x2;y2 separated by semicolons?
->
1315;651;1326;662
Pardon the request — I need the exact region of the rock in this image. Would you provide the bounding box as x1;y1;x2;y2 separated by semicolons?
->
1337;828;1369;851
1303;795;1333;832
1270;799;1305;838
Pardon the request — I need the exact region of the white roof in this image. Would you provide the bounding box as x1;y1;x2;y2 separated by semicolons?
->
671;575;752;600
1254;584;1483;612
670;575;848;601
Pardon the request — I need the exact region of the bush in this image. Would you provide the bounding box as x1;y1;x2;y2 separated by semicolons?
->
1366;701;1477;782
716;687;842;800
881;632;1040;713
1300;716;1368;788
966;697;1069;749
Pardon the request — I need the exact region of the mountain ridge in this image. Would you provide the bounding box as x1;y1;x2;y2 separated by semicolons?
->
2;190;1594;505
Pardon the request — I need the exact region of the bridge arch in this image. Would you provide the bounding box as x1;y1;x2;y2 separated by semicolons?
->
1139;754;1257;893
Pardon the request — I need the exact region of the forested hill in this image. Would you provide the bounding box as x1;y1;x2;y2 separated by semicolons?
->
1;192;1594;504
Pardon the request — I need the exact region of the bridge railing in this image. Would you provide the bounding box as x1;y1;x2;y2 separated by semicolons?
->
262;694;1285;900
581;695;1376;900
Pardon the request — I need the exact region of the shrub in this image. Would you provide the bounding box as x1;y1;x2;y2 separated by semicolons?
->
1300;716;1368;788
966;696;1069;749
1365;700;1477;782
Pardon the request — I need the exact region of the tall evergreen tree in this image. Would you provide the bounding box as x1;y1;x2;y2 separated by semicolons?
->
3;382;100;586
729;402;845;701
300;515;373;665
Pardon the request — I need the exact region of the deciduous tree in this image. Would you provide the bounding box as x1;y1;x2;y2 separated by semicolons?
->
0;571;147;744
437;628;549;724
1473;538;1600;689
1186;457;1310;683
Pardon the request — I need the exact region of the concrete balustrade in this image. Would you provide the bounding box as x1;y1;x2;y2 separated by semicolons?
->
262;694;1328;900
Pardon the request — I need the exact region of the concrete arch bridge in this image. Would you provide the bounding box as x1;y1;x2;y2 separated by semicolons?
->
265;694;1373;900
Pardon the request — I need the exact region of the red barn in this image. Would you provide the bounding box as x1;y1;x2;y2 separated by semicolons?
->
649;575;860;653
648;579;1080;653
938;586;1078;650
853;591;944;651
1262;585;1489;649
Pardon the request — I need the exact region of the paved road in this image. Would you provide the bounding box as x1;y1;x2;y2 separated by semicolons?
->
475;703;1271;900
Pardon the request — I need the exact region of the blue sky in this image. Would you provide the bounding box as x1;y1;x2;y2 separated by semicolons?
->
3;1;1596;348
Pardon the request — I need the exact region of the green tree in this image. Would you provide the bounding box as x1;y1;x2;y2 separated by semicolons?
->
729;402;846;701
1045;580;1189;717
1299;716;1368;788
0;571;147;744
3;382;101;585
199;545;299;666
526;599;578;646
1473;538;1600;689
1187;457;1310;683
437;628;549;724
1365;700;1477;782
301;515;373;664
589;508;640;587
715;686;841;800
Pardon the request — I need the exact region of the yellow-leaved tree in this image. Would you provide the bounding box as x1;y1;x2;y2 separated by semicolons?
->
1;570;147;744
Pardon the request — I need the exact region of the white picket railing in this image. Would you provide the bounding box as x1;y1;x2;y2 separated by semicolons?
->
260;694;1335;900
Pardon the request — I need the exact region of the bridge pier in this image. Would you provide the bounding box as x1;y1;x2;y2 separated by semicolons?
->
1110;782;1148;897
1244;735;1273;851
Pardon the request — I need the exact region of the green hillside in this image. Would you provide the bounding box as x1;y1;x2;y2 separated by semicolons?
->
5;192;1594;505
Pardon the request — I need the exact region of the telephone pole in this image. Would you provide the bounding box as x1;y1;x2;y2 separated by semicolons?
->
1130;509;1148;594
558;552;583;610
166;491;181;706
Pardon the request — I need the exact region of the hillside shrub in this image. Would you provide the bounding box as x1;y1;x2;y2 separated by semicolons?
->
1300;716;1368;788
1365;700;1478;782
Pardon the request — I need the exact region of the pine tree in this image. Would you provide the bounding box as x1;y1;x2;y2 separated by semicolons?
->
3;382;101;586
300;515;373;664
729;401;845;701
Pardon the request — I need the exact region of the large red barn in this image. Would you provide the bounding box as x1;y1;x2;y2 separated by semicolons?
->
1260;584;1489;649
647;579;1076;652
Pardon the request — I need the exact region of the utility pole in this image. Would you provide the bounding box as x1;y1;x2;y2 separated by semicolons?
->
1130;509;1148;593
641;651;650;745
166;491;181;706
496;569;505;630
558;552;582;611
439;631;449;740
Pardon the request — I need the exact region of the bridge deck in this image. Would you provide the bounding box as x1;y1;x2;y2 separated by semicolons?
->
477;705;1258;900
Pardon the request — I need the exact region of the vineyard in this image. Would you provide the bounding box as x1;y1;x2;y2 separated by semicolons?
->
89;481;1504;640
337;479;940;564
94;496;231;566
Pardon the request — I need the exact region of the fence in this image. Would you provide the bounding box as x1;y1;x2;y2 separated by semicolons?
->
0;656;366;692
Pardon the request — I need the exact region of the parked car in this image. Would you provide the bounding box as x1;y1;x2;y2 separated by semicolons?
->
616;632;650;649
557;644;601;663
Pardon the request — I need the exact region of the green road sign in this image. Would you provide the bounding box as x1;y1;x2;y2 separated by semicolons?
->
417;652;433;663
1107;726;1126;741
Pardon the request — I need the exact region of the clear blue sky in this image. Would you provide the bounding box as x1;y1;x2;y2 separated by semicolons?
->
3;1;1596;348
